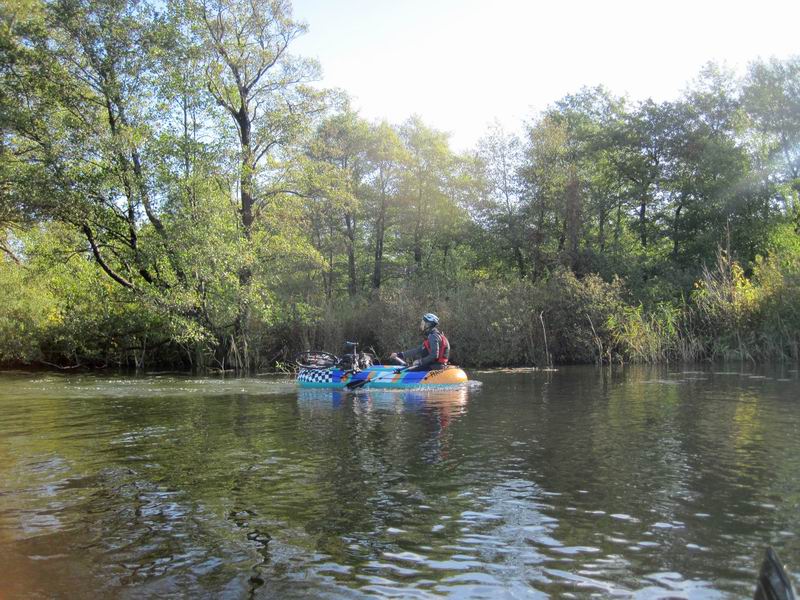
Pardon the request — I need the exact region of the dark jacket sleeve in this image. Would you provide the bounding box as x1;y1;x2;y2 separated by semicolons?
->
400;343;423;362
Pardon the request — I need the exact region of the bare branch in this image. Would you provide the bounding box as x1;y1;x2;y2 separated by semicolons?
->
0;241;20;264
82;223;135;290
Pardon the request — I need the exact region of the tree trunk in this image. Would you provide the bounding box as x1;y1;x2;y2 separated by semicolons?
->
514;245;525;279
672;201;683;259
372;203;386;289
413;174;423;269
344;212;357;297
639;195;648;247
326;245;334;301
598;205;607;252
531;204;547;279
237;110;255;240
235;108;255;370
565;176;582;267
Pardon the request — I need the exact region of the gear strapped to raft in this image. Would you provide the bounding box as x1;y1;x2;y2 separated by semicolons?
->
295;337;468;389
294;342;376;373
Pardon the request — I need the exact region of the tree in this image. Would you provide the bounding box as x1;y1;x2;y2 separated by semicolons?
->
193;0;320;361
0;0;190;291
742;57;800;184
671;65;767;267
475;123;527;278
363;121;405;290
614;100;674;249
742;56;800;231
305;108;370;297
519;114;570;277
397;116;455;273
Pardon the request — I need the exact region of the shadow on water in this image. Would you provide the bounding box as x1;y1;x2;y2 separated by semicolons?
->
1;367;799;598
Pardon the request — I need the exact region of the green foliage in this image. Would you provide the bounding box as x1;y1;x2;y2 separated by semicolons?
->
608;303;696;364
0;224;182;367
0;251;54;364
1;0;798;370
607;234;800;364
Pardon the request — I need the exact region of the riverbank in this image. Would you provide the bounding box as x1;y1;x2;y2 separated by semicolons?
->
3;247;799;372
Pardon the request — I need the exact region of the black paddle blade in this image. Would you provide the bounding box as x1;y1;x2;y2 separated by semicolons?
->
754;547;797;600
345;375;369;389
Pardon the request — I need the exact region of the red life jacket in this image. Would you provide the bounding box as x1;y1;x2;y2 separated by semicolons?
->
423;330;450;364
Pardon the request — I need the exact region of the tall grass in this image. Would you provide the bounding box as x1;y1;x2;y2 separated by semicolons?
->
4;245;799;370
284;249;800;368
607;248;800;365
690;249;800;362
281;269;628;368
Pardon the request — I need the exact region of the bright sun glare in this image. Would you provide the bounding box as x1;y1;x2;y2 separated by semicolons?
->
293;0;800;149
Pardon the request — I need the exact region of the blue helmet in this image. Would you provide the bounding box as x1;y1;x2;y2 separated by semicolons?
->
422;313;439;326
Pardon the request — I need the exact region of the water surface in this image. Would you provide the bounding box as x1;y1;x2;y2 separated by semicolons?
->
1;366;799;598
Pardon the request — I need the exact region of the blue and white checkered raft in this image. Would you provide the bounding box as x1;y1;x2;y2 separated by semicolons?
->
297;365;468;389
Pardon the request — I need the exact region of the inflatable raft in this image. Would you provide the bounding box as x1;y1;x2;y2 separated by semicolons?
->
297;365;469;389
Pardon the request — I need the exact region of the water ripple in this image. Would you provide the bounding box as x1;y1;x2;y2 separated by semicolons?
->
1;367;798;598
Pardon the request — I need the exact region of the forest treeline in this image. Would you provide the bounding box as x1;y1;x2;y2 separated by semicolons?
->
1;0;799;370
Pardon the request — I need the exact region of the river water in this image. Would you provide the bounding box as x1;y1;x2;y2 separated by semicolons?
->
1;366;799;598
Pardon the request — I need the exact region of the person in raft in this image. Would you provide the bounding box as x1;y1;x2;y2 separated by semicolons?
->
388;313;450;371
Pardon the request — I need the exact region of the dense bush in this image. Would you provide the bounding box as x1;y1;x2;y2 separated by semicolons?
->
0;227;185;369
0;258;53;364
5;238;800;370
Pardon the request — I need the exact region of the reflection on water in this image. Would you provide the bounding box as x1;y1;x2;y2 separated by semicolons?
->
0;368;799;598
299;387;471;469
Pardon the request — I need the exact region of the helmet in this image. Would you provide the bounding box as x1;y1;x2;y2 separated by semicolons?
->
422;313;439;326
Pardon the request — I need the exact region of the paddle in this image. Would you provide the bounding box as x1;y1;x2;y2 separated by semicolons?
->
345;373;371;390
345;365;410;390
754;547;796;600
345;379;367;390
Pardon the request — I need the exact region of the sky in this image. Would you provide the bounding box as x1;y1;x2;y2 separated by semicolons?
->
291;0;800;150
